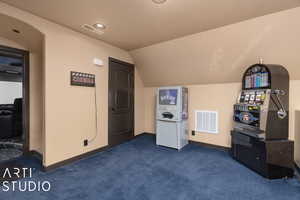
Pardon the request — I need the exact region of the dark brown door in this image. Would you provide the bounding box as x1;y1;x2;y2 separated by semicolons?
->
108;57;134;146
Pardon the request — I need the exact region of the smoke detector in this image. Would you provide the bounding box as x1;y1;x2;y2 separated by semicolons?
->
152;0;167;4
81;24;104;35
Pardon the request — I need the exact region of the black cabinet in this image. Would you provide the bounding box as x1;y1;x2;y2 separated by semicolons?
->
231;131;294;179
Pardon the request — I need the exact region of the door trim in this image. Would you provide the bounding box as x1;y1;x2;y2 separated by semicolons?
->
108;57;135;146
0;45;30;154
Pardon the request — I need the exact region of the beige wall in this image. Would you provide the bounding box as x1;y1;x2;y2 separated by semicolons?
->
0;36;44;154
135;68;145;136
29;51;44;153
144;81;300;148
0;3;145;166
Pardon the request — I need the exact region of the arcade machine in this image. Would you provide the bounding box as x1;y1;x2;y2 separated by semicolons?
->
231;63;294;179
156;86;189;150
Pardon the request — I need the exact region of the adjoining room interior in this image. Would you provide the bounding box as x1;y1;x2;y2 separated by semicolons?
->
0;45;26;162
0;0;299;199
0;12;44;176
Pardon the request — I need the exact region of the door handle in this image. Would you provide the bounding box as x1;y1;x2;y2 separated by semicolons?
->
112;107;116;111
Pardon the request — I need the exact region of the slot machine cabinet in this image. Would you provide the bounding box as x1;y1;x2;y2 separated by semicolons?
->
231;64;294;179
156;86;189;150
235;64;289;140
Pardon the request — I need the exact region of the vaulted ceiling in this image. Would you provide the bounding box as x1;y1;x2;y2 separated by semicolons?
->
1;0;300;50
131;7;300;86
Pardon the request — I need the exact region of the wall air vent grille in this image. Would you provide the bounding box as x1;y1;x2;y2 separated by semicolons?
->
195;110;218;134
81;24;104;35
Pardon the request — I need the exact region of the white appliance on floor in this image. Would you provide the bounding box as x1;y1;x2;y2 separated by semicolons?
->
156;86;189;150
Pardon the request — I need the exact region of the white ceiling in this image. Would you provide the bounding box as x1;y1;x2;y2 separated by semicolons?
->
1;0;300;50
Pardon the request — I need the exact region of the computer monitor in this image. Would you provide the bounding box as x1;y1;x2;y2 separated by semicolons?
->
159;89;178;105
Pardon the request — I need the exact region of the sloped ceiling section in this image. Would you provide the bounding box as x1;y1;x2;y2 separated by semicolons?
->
131;8;300;86
1;0;300;50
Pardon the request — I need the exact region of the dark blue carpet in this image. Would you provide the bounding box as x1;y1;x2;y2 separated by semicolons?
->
1;135;299;200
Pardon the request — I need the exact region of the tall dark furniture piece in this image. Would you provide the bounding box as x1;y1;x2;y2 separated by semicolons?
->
0;98;23;139
13;98;23;137
231;64;294;179
0;105;14;139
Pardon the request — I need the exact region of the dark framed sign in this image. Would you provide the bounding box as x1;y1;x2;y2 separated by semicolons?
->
70;71;95;87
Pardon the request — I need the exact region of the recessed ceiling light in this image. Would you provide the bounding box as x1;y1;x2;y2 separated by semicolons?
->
81;24;105;35
152;0;167;4
93;23;106;30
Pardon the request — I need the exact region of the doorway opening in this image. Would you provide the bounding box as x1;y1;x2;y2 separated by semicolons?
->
0;45;29;163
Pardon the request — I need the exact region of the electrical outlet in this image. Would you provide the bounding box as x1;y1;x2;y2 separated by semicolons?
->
191;130;196;136
84;140;88;146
